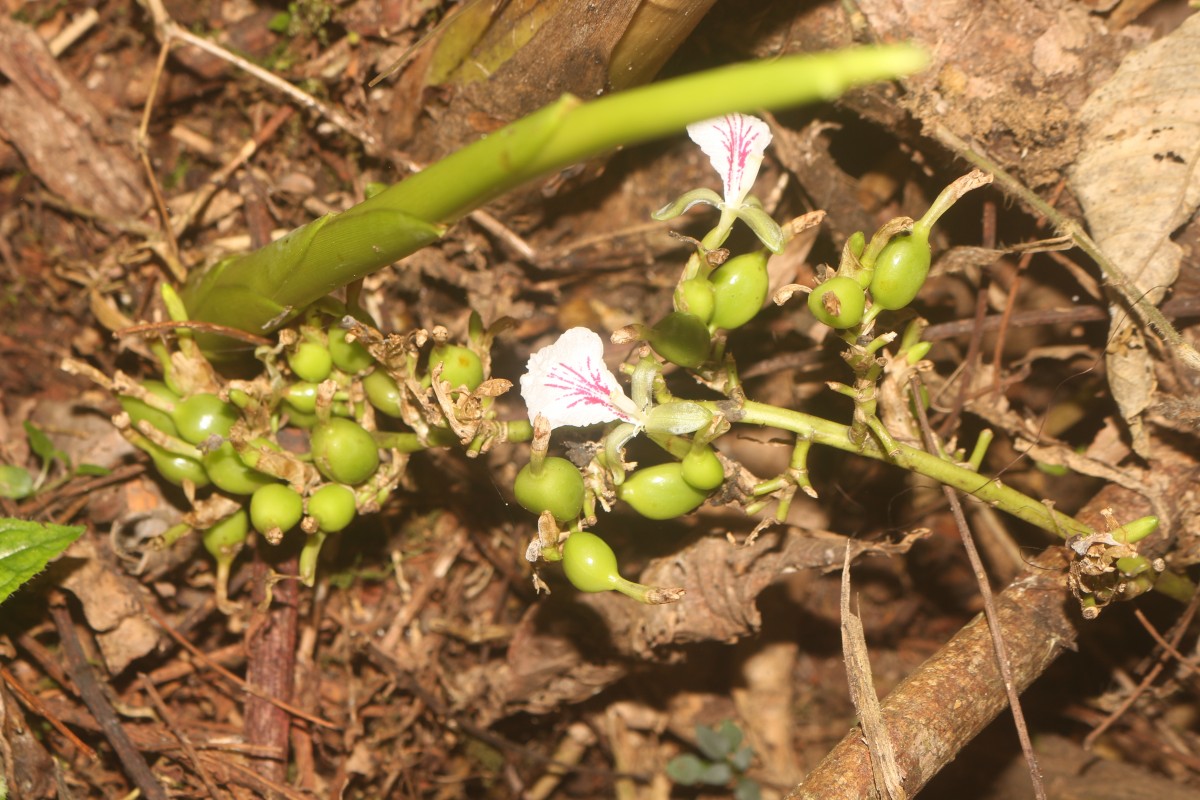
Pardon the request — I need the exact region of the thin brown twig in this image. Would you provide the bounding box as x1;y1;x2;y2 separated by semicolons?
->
49;597;169;800
136;674;223;800
1131;609;1200;674
909;374;1046;800
0;665;96;759
117;319;274;347
198;751;312;800
922;293;1200;342
1084;585;1200;748
144;605;338;730
939;199;995;437
172;105;297;239
136;36;184;280
932;124;1200;371
990;178;1067;396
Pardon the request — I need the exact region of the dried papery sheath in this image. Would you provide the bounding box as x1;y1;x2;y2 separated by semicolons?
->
520;328;643;429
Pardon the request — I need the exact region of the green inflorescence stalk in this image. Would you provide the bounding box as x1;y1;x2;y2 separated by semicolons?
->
716;399;1094;541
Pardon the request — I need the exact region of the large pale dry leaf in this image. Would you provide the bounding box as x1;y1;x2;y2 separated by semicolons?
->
1069;15;1200;448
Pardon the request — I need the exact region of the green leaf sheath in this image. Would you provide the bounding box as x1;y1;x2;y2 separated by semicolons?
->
182;208;445;341
182;46;926;345
0;519;85;605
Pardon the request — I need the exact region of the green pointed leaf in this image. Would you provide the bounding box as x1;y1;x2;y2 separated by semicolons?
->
0;466;34;500
74;464;111;478
737;206;785;253
24;421;67;466
665;753;706;785
651;188;722;221
0;518;84;605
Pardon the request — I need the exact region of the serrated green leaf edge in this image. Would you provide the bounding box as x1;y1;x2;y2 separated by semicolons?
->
0;518;85;605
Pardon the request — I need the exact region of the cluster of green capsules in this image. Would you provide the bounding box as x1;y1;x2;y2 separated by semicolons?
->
88;287;491;610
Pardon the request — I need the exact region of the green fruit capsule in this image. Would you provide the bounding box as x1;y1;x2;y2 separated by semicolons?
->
203;442;275;495
203;510;248;613
807;276;866;329
308;483;357;532
284;382;319;415
616;462;710;520
429;344;484;391
364;370;404;418
310;418;380;485
514;457;585;523
328;326;373;374
250;483;303;535
288;341;333;383
710;250;770;330
561;531;621;593
173;393;239;444
120;380;179;437
868;232;931;310
680;444;724;491
676;277;715;324
647;312;711;369
203;510;249;560
148;445;211;488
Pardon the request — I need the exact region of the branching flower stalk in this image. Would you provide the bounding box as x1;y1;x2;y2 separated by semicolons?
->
516;111;1182;610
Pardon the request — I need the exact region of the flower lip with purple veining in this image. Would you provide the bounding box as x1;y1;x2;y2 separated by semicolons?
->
519;328;643;430
686;113;771;209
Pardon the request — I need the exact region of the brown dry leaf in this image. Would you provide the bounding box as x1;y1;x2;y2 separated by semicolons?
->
59;539;159;675
496;528;923;715
0;17;144;221
1068;14;1200;452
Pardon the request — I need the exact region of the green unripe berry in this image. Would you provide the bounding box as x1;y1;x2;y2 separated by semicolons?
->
676;277;715;324
173;393;239;444
203;442;275;495
561;531;620;593
202;510;248;560
364;370;404;418
807;276;866;329
616;462;710;520
310;418;380;485
710;250;770;330
328;326;373;374
429;344;484;391
680;444;724;491
514;457;585;522
647;312;711;369
288;341;334;383
250;483;303;535
120;380;179;437
148;445;211;488
284;382;319;415
308;483;357;532
868;232;931;310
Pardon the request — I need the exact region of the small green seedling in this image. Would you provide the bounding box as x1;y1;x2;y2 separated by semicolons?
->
0;422;108;500
666;720;760;800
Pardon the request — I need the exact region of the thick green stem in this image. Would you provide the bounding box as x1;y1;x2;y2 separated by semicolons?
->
183;46;926;351
717;399;1093;540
